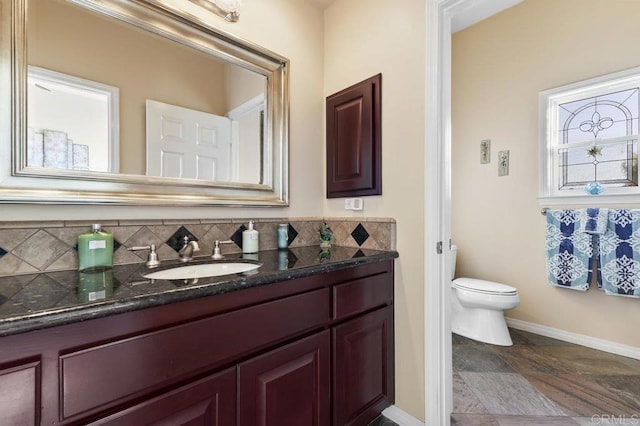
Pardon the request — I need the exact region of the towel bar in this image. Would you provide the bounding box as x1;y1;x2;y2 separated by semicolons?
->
541;208;549;216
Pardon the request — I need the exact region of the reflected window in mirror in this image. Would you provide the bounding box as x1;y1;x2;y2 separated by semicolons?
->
27;66;119;173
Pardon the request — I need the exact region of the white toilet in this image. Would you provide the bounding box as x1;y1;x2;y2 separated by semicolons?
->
450;245;520;346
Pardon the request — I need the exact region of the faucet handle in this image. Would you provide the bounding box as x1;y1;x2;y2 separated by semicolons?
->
128;244;161;268
212;240;234;259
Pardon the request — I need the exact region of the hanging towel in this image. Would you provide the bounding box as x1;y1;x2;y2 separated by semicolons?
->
598;209;640;298
576;208;609;235
546;209;593;291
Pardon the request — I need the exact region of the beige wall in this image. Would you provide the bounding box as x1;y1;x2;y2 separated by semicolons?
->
5;0;324;220
323;0;426;419
452;0;640;348
29;0;229;174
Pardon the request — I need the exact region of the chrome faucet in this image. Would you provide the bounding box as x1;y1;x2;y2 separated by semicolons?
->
178;236;200;262
211;240;234;260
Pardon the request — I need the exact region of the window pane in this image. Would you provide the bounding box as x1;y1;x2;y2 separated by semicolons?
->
562;127;596;144
558;139;638;189
558;87;640;144
563;161;594;187
597;119;631;139
603;88;639;118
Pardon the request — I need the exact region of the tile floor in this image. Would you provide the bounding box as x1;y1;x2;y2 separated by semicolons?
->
452;328;640;425
369;415;399;425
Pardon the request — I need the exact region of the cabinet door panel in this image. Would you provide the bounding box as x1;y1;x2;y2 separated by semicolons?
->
333;306;394;426
332;272;392;321
326;74;381;198
0;360;40;426
90;367;235;426
238;331;330;426
61;288;328;419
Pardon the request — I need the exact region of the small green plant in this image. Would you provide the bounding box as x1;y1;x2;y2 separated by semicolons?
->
319;222;333;242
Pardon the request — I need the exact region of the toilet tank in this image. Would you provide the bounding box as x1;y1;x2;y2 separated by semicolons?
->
451;244;457;281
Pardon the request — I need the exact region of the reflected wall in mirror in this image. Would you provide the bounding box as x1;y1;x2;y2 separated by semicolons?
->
27;0;267;185
0;0;289;205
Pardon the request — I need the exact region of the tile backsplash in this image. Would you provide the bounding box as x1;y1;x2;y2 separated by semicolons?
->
0;217;396;277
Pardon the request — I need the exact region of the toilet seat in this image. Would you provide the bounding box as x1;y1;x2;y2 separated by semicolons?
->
452;277;518;296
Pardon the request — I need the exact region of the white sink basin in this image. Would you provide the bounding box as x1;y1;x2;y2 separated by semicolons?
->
143;262;262;280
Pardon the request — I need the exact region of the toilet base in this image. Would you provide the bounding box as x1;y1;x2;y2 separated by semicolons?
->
451;306;513;346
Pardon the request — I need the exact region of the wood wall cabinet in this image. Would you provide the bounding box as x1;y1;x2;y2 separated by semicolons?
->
0;261;394;426
326;74;382;198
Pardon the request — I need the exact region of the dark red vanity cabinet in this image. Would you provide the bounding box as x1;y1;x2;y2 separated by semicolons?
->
88;367;237;426
238;331;330;426
0;260;394;426
333;306;394;426
0;360;41;425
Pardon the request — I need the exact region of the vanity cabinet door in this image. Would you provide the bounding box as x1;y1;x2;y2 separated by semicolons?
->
89;367;236;426
238;330;330;426
0;360;40;426
332;306;394;426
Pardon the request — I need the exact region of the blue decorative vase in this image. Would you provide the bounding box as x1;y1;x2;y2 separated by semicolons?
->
584;182;604;195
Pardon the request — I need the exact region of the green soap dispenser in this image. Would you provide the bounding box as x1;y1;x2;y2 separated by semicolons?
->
78;224;114;271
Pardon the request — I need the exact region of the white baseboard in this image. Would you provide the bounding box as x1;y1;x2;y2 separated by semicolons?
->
382;405;425;426
506;317;640;360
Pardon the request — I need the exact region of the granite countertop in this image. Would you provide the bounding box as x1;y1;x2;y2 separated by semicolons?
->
0;245;398;337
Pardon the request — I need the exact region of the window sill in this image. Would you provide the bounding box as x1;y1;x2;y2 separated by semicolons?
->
538;192;640;207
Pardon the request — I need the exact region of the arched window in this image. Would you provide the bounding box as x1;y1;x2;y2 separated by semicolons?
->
540;67;640;201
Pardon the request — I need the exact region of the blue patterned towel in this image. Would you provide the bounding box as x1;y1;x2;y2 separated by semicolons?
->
577;208;609;234
546;209;593;291
598;209;640;298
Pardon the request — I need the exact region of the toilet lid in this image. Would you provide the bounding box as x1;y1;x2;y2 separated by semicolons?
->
452;277;518;295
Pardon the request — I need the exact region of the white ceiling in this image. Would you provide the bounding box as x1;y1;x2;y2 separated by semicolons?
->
451;0;523;33
307;0;523;29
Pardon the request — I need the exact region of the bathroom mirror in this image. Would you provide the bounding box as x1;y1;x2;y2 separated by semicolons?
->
0;0;289;205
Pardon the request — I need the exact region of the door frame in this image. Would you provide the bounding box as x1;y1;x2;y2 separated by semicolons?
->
424;0;519;424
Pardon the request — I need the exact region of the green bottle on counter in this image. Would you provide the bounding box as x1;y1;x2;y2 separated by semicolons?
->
78;224;114;271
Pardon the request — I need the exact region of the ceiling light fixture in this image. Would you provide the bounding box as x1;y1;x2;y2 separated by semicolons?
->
189;0;242;22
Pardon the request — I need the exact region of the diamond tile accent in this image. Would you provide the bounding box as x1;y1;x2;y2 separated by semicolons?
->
352;249;366;258
166;226;199;254
287;223;298;246
351;223;370;246
287;250;298;268
231;225;247;248
0;247;6;258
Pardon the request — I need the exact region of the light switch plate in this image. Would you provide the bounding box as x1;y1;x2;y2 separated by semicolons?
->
344;198;364;210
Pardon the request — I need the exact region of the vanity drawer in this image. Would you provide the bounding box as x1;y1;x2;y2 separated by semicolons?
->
60;288;329;420
332;272;393;322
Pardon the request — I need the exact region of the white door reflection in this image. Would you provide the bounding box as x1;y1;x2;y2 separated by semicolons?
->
146;100;232;181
